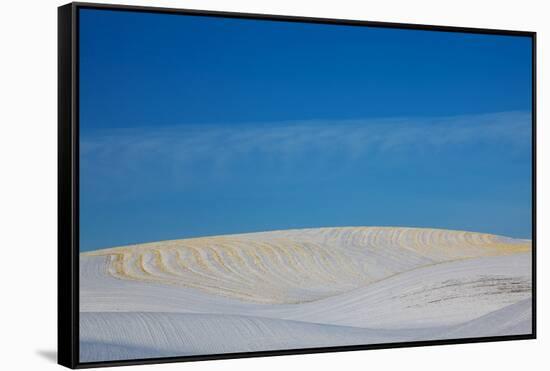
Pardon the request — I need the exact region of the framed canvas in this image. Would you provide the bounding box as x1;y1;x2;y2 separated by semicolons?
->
58;2;537;369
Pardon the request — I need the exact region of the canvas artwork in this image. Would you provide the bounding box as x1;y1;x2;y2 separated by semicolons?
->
74;7;533;365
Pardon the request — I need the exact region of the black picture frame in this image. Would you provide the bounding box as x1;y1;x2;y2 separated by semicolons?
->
58;2;537;369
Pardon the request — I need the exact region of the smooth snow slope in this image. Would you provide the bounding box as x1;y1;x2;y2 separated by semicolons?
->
80;227;532;362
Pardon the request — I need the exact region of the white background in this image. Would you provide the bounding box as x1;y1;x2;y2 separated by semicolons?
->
0;0;547;370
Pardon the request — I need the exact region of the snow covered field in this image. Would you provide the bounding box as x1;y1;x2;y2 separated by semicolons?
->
79;227;532;362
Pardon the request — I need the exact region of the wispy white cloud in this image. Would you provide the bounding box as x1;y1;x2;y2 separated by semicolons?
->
80;111;531;197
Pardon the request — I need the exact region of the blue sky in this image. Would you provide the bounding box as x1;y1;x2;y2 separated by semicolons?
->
79;9;533;251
